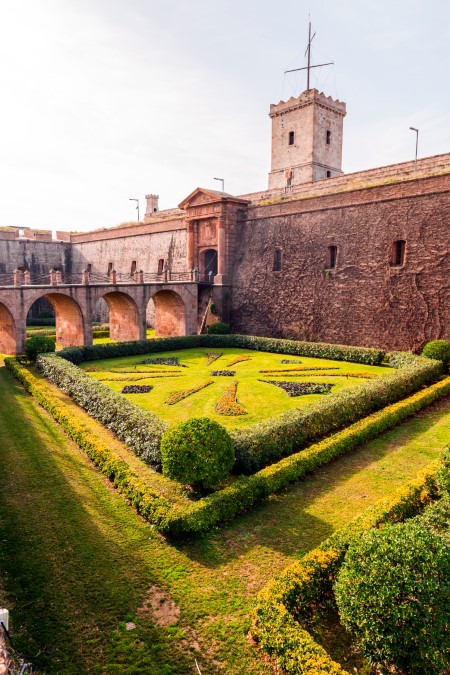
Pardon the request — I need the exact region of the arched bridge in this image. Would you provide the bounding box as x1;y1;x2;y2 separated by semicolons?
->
0;270;201;355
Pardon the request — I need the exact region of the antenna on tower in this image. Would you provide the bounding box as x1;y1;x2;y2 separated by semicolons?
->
284;20;334;91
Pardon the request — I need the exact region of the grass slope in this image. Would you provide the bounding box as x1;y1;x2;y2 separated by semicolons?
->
0;360;449;673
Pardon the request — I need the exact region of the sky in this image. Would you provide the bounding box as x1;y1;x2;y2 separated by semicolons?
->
0;0;449;232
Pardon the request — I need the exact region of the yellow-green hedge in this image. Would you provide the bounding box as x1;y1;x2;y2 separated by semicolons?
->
5;357;450;537
251;459;443;674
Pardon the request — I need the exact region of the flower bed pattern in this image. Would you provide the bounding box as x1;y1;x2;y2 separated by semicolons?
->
165;380;214;405
122;385;153;394
205;352;222;365
96;374;181;382
210;370;236;376
214;381;247;416
267;371;376;379
137;357;186;367
226;354;250;367
260;366;339;373
279;359;302;364
260;381;335;397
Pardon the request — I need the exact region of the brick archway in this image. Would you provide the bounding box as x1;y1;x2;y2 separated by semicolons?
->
101;291;141;342
27;293;85;348
151;290;186;337
0;302;17;354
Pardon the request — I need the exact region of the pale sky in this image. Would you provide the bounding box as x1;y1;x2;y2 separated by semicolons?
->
0;0;449;232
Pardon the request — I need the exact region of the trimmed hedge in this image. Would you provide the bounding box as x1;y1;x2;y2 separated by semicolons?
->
58;334;385;366
26;328;110;339
5;358;450;538
35;354;168;469
251;457;444;675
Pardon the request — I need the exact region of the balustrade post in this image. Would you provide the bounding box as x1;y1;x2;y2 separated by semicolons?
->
13;269;22;286
109;269;117;284
55;270;62;285
164;267;168;283
23;271;31;285
136;270;144;283
82;270;90;285
49;269;57;286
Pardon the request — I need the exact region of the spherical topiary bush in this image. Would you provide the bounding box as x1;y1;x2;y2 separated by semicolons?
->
207;322;231;335
161;417;234;490
25;334;56;362
422;339;450;371
334;521;450;674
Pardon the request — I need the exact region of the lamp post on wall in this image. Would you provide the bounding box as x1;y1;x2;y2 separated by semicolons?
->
213;177;225;192
409;127;419;171
129;198;140;222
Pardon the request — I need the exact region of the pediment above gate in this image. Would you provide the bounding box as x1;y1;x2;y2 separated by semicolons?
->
179;188;248;210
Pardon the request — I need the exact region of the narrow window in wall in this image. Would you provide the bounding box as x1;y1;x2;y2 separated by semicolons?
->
391;240;406;267
326;245;337;269
86;263;92;273
107;262;113;275
157;258;165;274
131;260;137;275
273;248;283;272
326;130;331;145
288;131;295;146
326;170;331;178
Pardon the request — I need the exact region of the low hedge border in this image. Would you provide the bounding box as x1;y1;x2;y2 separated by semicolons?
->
250;456;444;675
9;354;448;536
35;354;168;470
26;328;110;339
40;336;443;473
57;334;385;366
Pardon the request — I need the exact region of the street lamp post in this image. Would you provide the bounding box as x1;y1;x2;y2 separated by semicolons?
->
213;177;225;192
129;198;140;222
409;127;419;171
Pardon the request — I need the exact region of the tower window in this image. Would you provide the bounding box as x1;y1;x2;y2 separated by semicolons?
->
157;258;165;274
326;245;337;269
131;260;137;275
288;131;295;146
326;130;331;145
107;262;113;275
326;171;331;178
391;240;406;267
273;248;283;272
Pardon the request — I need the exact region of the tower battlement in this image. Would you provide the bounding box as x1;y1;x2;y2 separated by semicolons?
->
268;88;347;190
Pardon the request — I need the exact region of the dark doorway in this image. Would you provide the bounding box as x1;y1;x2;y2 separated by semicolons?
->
203;249;218;278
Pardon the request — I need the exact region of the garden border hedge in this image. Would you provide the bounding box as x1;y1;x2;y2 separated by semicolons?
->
250;455;445;674
38;336;443;473
6;357;450;536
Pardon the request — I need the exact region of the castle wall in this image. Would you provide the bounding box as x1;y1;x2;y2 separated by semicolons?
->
230;173;450;351
0;238;71;280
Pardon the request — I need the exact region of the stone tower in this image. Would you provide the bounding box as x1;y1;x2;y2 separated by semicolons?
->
268;89;346;190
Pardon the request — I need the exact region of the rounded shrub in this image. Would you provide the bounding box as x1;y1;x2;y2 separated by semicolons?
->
25;335;56;362
161;417;234;489
422;339;450;371
207;322;231;335
334;521;450;674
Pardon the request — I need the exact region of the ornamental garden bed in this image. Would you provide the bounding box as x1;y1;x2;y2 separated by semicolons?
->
5;334;448;535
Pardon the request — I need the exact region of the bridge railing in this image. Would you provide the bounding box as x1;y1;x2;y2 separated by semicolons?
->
0;269;208;287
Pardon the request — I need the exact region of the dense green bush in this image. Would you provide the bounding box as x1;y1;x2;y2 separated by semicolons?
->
422;339;450;370
416;494;450;543
334;521;450;674
161;418;234;489
207;322;231;334
36;354;167;468
25;335;56;362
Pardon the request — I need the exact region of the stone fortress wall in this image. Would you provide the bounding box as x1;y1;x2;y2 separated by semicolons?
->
0;85;449;351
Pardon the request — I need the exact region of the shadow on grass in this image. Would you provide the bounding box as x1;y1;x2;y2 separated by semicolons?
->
0;366;198;675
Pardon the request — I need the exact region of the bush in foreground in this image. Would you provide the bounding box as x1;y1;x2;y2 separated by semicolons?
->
334;521;450;674
161;418;234;490
207;322;231;334
422;339;450;371
25;335;55;362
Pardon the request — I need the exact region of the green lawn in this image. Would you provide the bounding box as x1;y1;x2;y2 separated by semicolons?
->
1;357;449;673
82;347;388;429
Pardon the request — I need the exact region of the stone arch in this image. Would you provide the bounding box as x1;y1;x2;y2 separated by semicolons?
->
26;293;86;348
100;291;141;342
151;290;186;337
0;302;17;354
